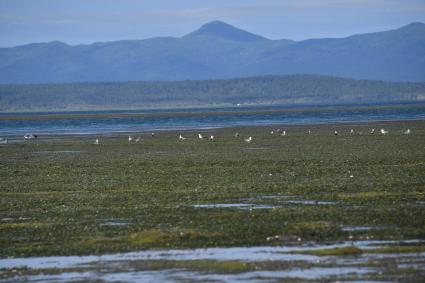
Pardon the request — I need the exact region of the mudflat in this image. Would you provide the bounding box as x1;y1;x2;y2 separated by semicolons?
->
1;120;424;281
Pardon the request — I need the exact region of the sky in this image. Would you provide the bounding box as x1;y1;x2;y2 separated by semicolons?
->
1;0;425;47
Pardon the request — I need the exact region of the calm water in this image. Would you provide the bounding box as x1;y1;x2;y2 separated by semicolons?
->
1;106;424;136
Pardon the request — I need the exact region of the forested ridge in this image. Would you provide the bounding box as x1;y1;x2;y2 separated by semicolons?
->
1;74;424;111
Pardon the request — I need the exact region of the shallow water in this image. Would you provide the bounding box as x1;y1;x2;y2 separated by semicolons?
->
1;106;424;135
341;226;373;232
31;150;83;154
279;200;337;205
192;203;280;210
100;219;131;227
1;240;424;283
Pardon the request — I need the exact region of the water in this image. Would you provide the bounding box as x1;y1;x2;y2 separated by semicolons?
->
0;105;424;136
1;240;423;282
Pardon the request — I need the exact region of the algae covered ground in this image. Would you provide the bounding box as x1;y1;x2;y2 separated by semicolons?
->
1;120;425;281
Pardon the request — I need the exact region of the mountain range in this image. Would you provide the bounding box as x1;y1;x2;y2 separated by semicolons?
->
0;20;424;84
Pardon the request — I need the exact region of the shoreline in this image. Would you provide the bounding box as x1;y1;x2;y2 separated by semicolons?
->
1;118;424;138
1;103;425;121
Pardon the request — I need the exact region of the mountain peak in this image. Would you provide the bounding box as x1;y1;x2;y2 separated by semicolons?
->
184;21;268;42
397;22;425;32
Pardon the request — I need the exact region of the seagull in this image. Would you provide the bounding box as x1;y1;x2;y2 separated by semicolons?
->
178;134;186;141
234;132;240;138
270;130;274;135
334;130;338;136
307;130;311;135
209;135;214;141
198;133;203;140
281;130;286;137
245;136;253;143
24;134;37;140
0;138;7;145
370;128;375;135
135;137;141;143
128;136;133;143
350;129;354;135
94;138;99;145
404;129;411;135
151;133;155;137
381;128;388;135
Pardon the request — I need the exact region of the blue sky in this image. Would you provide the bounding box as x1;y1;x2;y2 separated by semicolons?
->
1;0;425;47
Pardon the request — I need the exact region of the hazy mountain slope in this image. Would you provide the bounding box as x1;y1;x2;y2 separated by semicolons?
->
1;75;424;111
0;21;424;83
241;23;425;81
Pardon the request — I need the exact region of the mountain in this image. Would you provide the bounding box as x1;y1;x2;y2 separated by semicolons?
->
1;74;424;112
184;20;269;42
0;21;424;84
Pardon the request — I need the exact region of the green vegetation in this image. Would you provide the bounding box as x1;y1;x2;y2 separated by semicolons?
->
0;120;425;258
366;245;425;254
295;246;363;256
293;244;425;256
1;74;425;111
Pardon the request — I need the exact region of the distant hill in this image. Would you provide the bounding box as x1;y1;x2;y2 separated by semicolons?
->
0;21;424;84
1;75;424;112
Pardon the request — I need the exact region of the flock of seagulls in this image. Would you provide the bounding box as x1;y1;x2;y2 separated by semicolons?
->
179;133;215;142
1;128;413;146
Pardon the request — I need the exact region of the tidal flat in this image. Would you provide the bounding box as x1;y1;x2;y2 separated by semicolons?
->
0;120;424;282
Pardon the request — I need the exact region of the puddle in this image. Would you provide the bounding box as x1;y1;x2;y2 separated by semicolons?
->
144;151;168;155
279;200;337;205
192;203;280;210
1;217;31;222
32;151;83;154
192;197;336;210
341;226;373;232
242;147;271;150
100;219;131;227
1;240;424;282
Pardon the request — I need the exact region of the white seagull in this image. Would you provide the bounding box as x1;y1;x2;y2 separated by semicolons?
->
234;133;240;138
24;134;37;140
281;130;286;137
135;137;141;143
404;129;411;135
334;130;338;136
371;128;375;135
209;135;215;141
0;138;8;145
350;129;354;135
245;136;253;143
381;128;388;135
198;133;203;140
178;134;186;141
94;138;99;145
128;136;133;143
